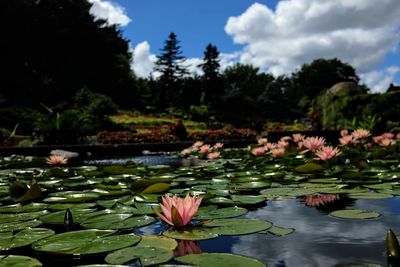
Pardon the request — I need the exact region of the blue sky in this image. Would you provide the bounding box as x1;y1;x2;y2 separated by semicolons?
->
89;0;400;92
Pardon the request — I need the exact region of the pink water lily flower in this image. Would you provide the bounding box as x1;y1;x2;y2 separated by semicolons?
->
251;147;265;156
257;138;268;145
340;129;349;137
352;129;371;140
154;194;202;227
213;142;224;149
292;133;304;143
315;146;341;161
181;148;192;156
199;144;212;154
302;136;326;152
271;148;285;157
47;155;68;165
380;138;396;147
192;141;204;148
339;135;354;146
207;152;221;160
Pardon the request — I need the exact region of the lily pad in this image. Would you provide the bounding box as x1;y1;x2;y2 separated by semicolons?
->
0;228;55;250
1;220;42;232
141;183;170;194
32;230;140;255
295;162;324;173
43;192;100;203
175;253;266;267
0;203;48;213
230;195;266;205
195;206;248;220
137;235;178;250
261;226;295;236
330;209;381;219
0;255;42;267
348;192;393;199
163;227;218;241
105;245;173;266
81;214;156;230
204;218;272;235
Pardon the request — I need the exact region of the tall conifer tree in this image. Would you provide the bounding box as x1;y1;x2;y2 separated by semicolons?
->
155;32;187;108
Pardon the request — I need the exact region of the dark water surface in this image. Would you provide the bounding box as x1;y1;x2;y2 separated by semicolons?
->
2;155;399;267
86;156;399;266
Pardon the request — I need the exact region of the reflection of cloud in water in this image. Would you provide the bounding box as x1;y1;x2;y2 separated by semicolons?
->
230;198;400;266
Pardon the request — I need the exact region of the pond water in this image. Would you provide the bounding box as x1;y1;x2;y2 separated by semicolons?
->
0;149;400;267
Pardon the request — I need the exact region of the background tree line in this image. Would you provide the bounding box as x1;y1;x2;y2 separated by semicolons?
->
1;0;399;142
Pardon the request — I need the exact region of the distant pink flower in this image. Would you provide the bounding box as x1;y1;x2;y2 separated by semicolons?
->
373;135;384;144
192;141;204;148
181;148;192;156
280;136;291;142
251;147;265;156
382;133;394;139
264;142;276;151
297;141;305;151
292;133;304;143
305;194;340;207
154;194;202;227
174;240;202;257
352;129;371;140
199;144;212;154
340;129;349;137
339;135;354;146
257;138;268;145
213;143;224;149
277;140;289;149
207;152;221;160
271;148;285;157
302;136;326;152
380;138;396;147
47;155;68;165
315;146;341;161
396;133;400;139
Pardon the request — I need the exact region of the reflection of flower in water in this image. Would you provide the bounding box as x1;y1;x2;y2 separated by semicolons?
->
174;240;202;257
305;194;340;207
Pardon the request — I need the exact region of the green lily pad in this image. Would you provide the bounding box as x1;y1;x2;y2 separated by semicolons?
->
0;255;42;267
330;209;381;219
81;214;156;230
141;183;170;194
137;235;178;250
43;192;100;203
348;192;393;199
32;230;140;255
163;227;218;241
0;203;48;213
204;218;272;235
261;226;295;236
1;220;42;232
0;228;54;250
295;163;324;173
230;195;266;205
0;211;48;224
175;253;266;267
105;245;174;266
195;206;248;220
48;203;97;211
40;209;96;224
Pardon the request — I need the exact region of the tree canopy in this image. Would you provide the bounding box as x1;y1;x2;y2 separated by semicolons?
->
0;0;138;107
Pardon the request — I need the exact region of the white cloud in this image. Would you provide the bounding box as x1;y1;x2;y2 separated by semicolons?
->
360;66;400;93
132;41;156;78
224;0;400;86
88;0;131;26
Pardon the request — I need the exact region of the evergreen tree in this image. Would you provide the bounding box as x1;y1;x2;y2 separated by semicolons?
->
199;43;222;106
155;32;187;108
